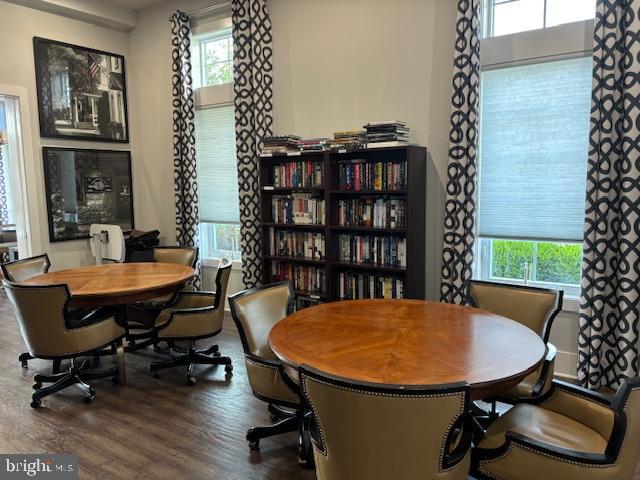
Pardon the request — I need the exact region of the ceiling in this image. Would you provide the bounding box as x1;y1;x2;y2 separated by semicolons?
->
99;0;165;11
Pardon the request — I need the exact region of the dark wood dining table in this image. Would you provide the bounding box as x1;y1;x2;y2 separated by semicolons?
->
269;299;546;400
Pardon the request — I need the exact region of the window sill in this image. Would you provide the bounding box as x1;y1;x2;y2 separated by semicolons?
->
202;257;243;271
561;296;579;314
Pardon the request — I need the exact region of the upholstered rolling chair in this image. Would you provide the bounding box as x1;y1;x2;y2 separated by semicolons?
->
2;254;51;369
228;282;310;463
128;246;199;329
472;377;640;480
300;365;473;480
3;280;126;408
148;260;232;385
468;281;563;407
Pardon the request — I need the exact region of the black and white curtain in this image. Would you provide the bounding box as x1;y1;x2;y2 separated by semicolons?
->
232;0;273;288
579;0;640;389
171;10;201;287
440;0;481;305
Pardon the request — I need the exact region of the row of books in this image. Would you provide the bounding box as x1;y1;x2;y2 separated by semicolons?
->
270;263;325;296
338;234;407;267
336;197;406;228
268;228;325;260
339;271;405;299
271;194;326;225
337;160;407;191
364;121;409;147
272;161;323;188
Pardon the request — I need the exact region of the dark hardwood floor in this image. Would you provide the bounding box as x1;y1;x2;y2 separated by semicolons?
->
0;292;638;479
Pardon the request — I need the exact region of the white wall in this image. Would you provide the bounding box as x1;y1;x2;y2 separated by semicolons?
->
0;0;130;269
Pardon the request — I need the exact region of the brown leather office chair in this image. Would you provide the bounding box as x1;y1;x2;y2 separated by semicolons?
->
468;280;563;406
300;365;473;480
228;282;310;464
148;260;232;385
2;254;52;369
472;377;640;480
3;280;126;408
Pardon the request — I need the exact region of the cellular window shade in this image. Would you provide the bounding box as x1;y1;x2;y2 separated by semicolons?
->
195;105;240;223
478;57;591;242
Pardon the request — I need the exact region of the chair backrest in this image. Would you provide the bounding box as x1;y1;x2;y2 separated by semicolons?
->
467;280;562;341
605;376;640;476
300;366;472;480
213;259;232;311
1;254;50;282
3;280;70;357
228;281;292;360
153;246;198;267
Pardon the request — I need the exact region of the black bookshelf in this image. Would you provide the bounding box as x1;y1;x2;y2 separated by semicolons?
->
259;145;426;305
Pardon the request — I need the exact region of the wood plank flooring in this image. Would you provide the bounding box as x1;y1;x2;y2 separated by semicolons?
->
0;291;638;479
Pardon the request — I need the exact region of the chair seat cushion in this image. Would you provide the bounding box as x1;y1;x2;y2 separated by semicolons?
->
479;403;608;454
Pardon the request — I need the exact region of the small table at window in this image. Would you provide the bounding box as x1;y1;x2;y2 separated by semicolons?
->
269;299;546;400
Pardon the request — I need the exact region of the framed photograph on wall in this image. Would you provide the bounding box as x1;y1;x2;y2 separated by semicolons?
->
42;147;134;242
33;37;129;142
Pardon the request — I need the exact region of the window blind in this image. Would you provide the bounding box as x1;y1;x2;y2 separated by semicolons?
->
195;105;239;224
478;56;591;242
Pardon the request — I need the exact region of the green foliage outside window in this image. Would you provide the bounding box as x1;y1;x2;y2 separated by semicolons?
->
491;239;582;285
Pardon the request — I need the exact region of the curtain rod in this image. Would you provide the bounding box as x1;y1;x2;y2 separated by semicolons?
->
186;1;232;17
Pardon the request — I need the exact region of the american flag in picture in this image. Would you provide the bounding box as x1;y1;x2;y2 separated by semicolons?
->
89;57;100;79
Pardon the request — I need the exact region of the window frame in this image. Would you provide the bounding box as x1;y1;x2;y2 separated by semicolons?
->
192;21;242;268
475;16;594;304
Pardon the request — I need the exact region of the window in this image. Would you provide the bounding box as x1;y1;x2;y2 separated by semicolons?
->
485;0;596;37
192;24;241;261
477;5;594;298
192;28;233;88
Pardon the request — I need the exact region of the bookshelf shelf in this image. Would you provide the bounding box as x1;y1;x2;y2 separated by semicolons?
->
331;225;406;234
331;262;407;274
264;255;325;266
259;145;426;306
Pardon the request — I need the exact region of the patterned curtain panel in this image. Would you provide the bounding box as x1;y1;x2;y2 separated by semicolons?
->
170;11;201;287
579;0;640;389
440;0;481;305
232;0;273;288
0;146;8;224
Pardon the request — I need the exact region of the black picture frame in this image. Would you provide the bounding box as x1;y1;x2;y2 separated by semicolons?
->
33;37;130;143
42;147;134;242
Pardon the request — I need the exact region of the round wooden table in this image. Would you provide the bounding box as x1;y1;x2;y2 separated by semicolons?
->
269;299;547;400
22;262;195;308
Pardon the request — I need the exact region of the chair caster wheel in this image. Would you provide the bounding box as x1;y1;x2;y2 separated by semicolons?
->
83;396;94;404
186;376;196;386
21;361;28;369
224;364;233;373
33;382;42;390
249;439;260;450
31;399;41;409
112;376;120;385
152;372;160;379
213;351;221;357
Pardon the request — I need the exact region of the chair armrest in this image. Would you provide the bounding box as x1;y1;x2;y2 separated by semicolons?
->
505;430;612;465
245;352;282;369
165;291;217;310
549;380;612;406
531;342;557;396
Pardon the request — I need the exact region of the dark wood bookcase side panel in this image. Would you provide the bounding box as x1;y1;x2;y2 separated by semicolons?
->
259;146;427;302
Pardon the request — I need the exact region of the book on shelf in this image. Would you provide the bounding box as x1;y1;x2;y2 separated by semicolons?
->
337;160;407;191
338;234;406;268
339;271;404;299
271;194;325;225
270;262;325;296
268;228;325;260
272;160;323;188
337;197;406;228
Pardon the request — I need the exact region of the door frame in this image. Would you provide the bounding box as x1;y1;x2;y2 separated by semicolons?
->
0;84;42;258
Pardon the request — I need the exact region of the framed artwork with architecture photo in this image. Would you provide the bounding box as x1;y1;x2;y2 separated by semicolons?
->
33;37;129;142
42;147;134;242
